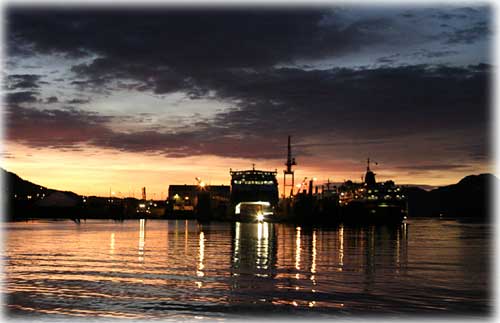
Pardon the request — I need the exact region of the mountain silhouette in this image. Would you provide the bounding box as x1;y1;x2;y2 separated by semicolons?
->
2;168;79;199
405;173;496;219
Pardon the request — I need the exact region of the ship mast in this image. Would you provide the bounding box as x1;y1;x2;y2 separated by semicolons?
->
364;157;377;187
283;135;297;197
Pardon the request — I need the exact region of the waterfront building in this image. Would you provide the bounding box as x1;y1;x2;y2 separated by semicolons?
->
167;184;230;213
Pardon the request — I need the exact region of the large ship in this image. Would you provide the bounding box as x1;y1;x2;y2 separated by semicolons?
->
337;159;407;223
230;165;279;222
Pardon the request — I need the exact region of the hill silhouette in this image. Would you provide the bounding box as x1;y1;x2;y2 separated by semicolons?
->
405;173;496;219
2;168;79;199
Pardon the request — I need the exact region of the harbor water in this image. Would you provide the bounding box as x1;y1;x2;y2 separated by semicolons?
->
2;218;491;319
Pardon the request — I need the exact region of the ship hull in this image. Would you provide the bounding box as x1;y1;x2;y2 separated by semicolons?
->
339;201;406;223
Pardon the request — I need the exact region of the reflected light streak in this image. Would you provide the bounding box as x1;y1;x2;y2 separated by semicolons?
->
311;229;317;287
233;222;241;264
257;222;263;241
197;231;205;278
397;225;401;266
295;227;301;273
256;222;270;269
165;221;169;257
138;219;145;262
338;225;344;271
311;230;317;274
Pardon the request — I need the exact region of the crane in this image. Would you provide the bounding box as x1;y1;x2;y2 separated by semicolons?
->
294;177;308;195
195;177;206;189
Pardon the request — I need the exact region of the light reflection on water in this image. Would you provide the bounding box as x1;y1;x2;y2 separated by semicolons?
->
3;218;490;319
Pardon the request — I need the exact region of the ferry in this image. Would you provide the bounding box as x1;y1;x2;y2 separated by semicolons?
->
338;159;407;223
230;165;279;222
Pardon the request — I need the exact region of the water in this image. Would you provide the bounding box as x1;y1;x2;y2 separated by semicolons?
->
2;218;491;319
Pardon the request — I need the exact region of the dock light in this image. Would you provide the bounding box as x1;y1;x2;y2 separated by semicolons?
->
139;203;146;208
256;212;264;222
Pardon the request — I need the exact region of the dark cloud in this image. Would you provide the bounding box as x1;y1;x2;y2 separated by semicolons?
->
416;49;459;58
444;22;490;44
433;12;468;20
376;50;460;64
4;64;490;162
376;53;401;64
1;151;16;159
6;74;41;90
67;98;90;104
4;7;492;164
5;91;39;104
7;8;317;66
91;131;284;159
400;12;415;18
7;7;400;72
5;105;112;148
4;104;285;159
46;96;58;103
197;64;490;142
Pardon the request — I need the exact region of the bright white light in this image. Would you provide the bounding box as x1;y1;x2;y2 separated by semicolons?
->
139;203;146;208
256;213;264;221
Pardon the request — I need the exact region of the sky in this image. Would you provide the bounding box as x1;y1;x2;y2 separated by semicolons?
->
3;4;493;198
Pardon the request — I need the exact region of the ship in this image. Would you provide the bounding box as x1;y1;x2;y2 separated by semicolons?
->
337;158;407;223
230;165;279;222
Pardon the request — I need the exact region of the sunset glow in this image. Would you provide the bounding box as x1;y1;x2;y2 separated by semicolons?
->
3;6;492;197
